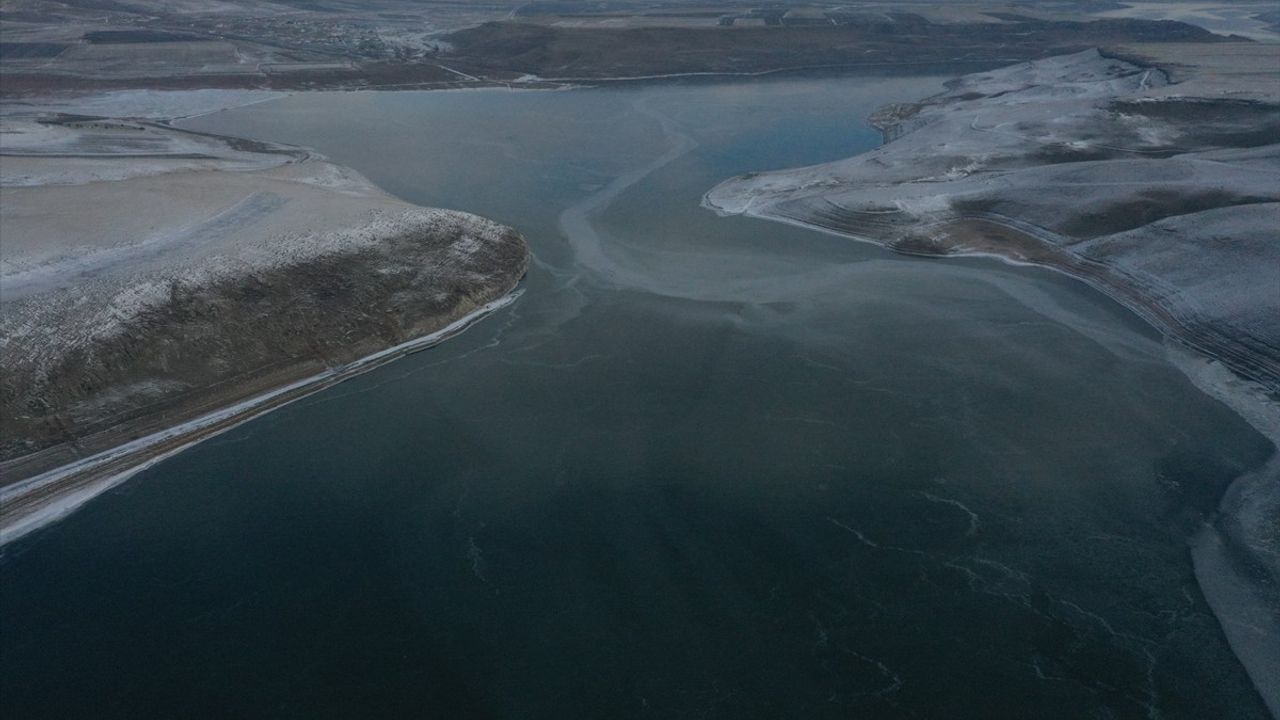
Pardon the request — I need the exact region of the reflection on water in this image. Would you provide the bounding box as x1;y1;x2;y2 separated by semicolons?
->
1;75;1273;718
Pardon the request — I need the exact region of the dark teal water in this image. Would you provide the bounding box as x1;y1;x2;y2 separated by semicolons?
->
2;75;1273;718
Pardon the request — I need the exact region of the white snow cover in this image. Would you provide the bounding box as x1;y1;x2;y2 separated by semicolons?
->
705;49;1280;389
1;104;526;547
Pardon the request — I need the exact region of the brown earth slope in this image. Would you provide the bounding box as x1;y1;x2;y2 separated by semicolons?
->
0;117;529;541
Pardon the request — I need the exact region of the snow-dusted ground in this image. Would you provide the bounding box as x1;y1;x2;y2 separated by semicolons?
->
705;48;1280;716
706;49;1280;389
0;104;528;543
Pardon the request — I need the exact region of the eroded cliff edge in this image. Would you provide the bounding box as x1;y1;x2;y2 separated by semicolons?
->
0;115;529;541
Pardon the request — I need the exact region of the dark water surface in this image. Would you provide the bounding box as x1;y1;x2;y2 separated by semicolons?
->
2;76;1274;718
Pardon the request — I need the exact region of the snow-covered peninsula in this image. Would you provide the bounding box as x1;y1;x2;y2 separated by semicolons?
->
1;112;529;543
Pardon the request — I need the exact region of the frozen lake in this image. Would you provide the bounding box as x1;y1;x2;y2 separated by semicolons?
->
1;74;1273;718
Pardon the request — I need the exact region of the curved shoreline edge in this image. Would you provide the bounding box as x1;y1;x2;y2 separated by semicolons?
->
1;113;531;546
703;49;1280;717
0;290;523;548
701;191;1280;412
705;148;1280;720
1180;349;1280;719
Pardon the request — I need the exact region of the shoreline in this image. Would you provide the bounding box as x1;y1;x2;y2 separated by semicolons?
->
0;290;523;548
703;135;1280;720
699;49;1279;712
1;106;532;487
1178;346;1280;719
533;58;1013;84
703;195;1280;395
0;58;1013;108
